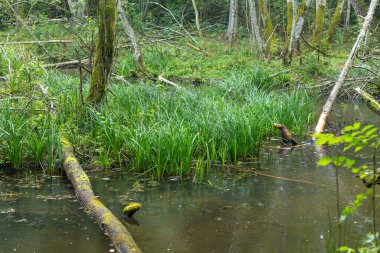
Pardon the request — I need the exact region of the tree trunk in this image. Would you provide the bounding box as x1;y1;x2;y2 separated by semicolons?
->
345;0;351;30
61;0;72;18
87;0;116;104
86;0;99;17
60;138;142;253
14;0;21;28
286;0;293;51
116;0;146;74
258;0;276;53
226;0;239;46
350;0;367;18
292;0;312;54
191;0;202;38
312;0;326;46
324;0;345;43
287;0;297;53
355;88;380;114
247;0;266;59
314;0;378;134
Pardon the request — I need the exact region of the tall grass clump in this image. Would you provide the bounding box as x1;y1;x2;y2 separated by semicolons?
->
48;68;314;180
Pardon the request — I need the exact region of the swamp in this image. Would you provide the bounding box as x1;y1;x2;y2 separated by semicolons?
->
0;0;379;252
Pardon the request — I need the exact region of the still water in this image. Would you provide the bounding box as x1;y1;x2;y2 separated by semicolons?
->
0;100;379;253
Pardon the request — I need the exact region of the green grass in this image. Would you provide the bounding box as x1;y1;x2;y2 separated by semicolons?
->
0;40;315;180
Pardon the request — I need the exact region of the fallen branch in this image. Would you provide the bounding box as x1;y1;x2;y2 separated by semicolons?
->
0;40;73;46
314;0;378;135
186;42;209;56
355;87;380;114
158;73;181;90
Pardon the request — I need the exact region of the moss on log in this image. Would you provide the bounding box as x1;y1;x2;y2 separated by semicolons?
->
60;137;142;253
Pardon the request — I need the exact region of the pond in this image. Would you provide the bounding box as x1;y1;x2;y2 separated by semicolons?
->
0;100;379;253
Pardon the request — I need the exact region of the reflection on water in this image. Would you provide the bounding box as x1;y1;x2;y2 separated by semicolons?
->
91;144;378;253
0;99;379;253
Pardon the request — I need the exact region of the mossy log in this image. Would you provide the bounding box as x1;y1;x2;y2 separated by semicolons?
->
355;87;380;115
60;137;142;253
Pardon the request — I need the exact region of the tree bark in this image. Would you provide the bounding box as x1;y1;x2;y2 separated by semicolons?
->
345;0;351;30
247;0;266;59
292;0;312;54
324;0;345;43
226;0;239;46
258;0;276;53
191;0;202;38
61;138;142;253
312;0;326;46
314;0;378;134
350;0;367;18
116;0;146;74
87;0;116;104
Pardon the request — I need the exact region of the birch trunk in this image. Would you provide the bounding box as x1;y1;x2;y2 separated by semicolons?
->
350;0;367;18
191;0;202;38
314;0;378;134
324;0;345;43
312;0;326;46
116;0;146;74
292;0;312;55
247;0;266;59
87;0;116;104
289;0;297;52
227;0;239;46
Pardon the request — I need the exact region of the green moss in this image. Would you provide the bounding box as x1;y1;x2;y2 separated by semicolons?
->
286;1;293;49
87;0;116;104
123;203;141;218
258;0;277;53
312;4;325;46
324;0;344;44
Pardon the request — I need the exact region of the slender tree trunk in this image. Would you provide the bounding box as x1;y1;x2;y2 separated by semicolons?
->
345;0;351;30
86;0;99;17
292;0;312;55
87;0;116;104
314;0;378;135
191;0;202;38
324;0;345;43
61;0;72;18
350;0;367;18
14;0;21;28
289;0;297;52
313;0;326;46
116;0;146;74
258;0;276;53
286;0;293;50
247;0;266;59
226;0;239;46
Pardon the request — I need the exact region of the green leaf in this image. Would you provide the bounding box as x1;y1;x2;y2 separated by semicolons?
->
353;122;361;130
345;158;356;168
317;156;332;167
343;134;354;143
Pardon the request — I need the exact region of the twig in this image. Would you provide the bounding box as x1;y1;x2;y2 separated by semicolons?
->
186;42;209;56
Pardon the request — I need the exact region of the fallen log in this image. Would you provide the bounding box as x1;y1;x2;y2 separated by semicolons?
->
314;0;378;135
61;138;142;253
35;83;142;253
355;87;380;114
